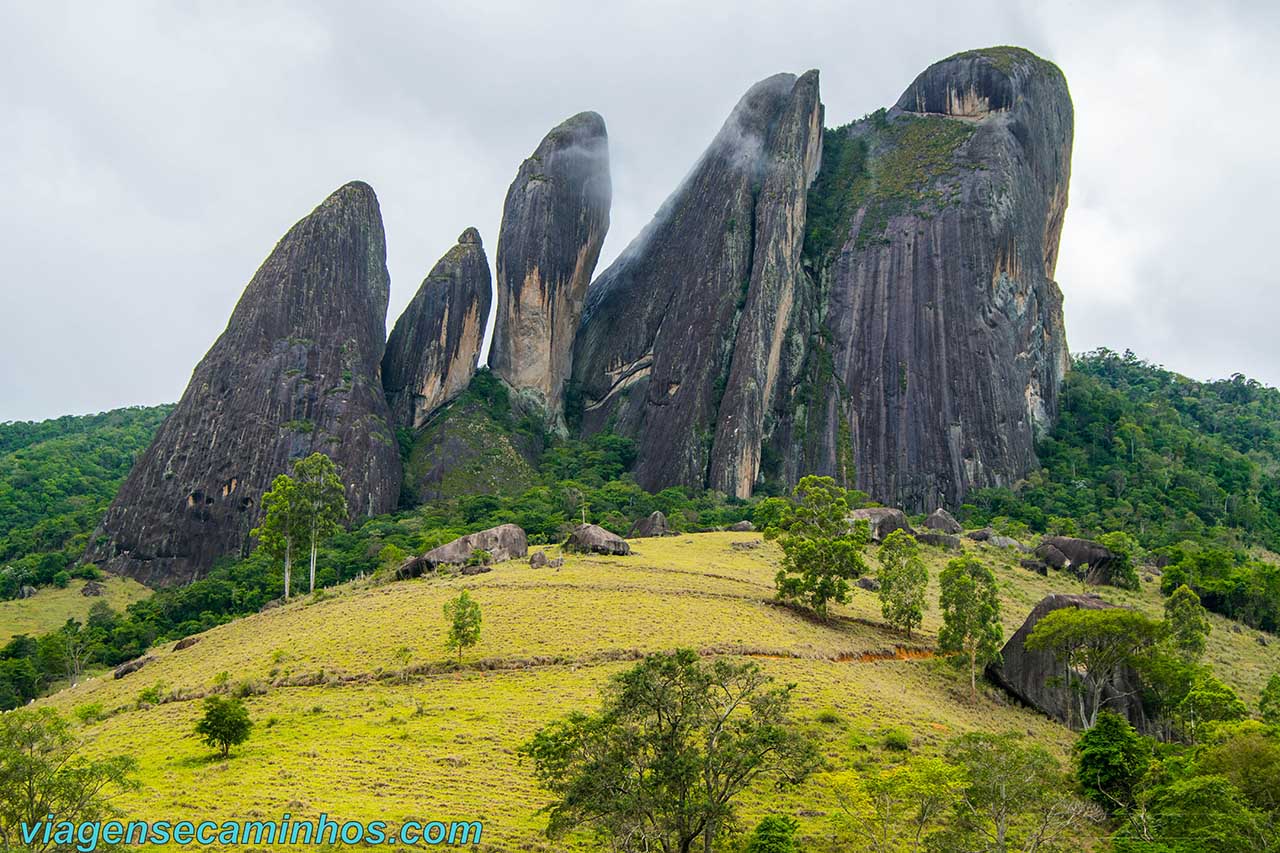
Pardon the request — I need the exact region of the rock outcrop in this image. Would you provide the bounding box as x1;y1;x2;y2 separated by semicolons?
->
564;524;630;555
924;508;962;534
490;112;611;423
573;71;822;495
916;532;961;551
987;593;1151;732
383;228;491;431
628;510;672;538
1036;536;1120;585
396;523;528;578
849;507;913;542
771;47;1072;510
87;182;401;586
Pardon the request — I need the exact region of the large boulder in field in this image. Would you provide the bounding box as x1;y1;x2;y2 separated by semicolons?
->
924;508;962;534
396;524;528;578
565;524;630;556
849;508;914;542
916;532;961;551
1035;536;1119;585
986;593;1151;732
628;511;672;539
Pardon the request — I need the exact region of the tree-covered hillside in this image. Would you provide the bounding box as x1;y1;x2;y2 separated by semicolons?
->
0;406;171;596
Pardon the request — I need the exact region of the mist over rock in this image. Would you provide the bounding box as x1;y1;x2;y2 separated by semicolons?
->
773;47;1073;510
489;111;611;424
573;71;822;495
86;182;402;586
382;228;491;431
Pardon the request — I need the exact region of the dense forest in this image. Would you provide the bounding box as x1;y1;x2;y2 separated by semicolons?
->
3;352;1279;708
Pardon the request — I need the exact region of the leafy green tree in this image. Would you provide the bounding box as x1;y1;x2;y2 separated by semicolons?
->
1119;776;1270;853
1024;608;1162;729
1164;583;1211;662
1196;721;1280;814
1097;531;1141;590
770;476;867;618
444;590;482;664
1261;671;1280;726
937;556;1003;701
194;695;252;758
830;755;964;853
292;452;348;593
252;473;302;599
744;815;800;853
521;649;816;853
876;530;928;638
0;708;138;852
1179;673;1248;739
1075;711;1151;813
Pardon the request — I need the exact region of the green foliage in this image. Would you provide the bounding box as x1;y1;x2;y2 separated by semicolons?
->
1118;775;1273;853
444;590;482;664
1075;711;1151;813
1164;583;1211;662
802;125;868;268
830;755;965;853
0;405;170;597
0;707;138;851
1178;673;1248;739
937;556;1002;700
743;815;800;853
1261;672;1280;725
876;530;928;638
194;695;252;758
771;476;868;616
520;649;816;853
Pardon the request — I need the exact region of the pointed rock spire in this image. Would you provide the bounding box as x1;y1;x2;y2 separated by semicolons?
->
383;228;492;430
86;181;402;586
488;111;610;423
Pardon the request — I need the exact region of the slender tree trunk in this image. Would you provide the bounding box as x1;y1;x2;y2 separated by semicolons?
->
309;522;318;593
970;647;978;701
284;540;292;601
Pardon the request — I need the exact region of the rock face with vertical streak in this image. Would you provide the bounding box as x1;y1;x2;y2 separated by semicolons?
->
86;182;402;587
488;111;610;423
573;71;822;495
772;47;1072;510
382;228;491;431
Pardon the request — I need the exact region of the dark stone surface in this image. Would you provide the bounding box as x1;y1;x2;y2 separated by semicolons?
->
574;71;822;495
987;593;1151;733
1019;558;1050;575
775;48;1072;510
985;534;1029;552
1036;536;1118;584
916;532;961;551
172;636;201;652
564;523;630;555
383;228;491;431
529;550;549;568
924;508;962;534
80;581;104;596
490;112;610;423
728;520;756;532
86;182;401;587
855;576;880;592
967;528;995;542
849;507;914;542
628;510;672;538
397;524;528;578
113;655;153;679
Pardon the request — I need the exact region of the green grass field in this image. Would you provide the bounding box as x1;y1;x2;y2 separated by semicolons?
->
27;533;1280;851
0;574;149;644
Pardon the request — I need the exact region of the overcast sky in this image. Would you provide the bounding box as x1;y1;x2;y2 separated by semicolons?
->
2;0;1277;422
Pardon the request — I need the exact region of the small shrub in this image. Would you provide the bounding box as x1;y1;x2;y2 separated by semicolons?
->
137;681;167;707
73;702;105;724
815;708;843;725
231;678;267;699
882;727;912;751
466;548;492;567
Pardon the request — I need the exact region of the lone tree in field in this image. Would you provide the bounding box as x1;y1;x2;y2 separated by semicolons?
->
521;649;817;853
194;695;252;758
252;453;347;598
876;530;928;638
770;475;867;618
937;556;1003;701
1024;607;1162;729
444;590;482;664
1163;583;1211;663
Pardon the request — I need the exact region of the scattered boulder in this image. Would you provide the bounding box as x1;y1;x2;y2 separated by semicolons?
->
728;520;756;532
855;576;881;592
18;585;36;600
529;550;549;568
1019;559;1050;576
1035;536;1119;585
172;636;201;652
731;540;761;551
849;508;914;542
924;508;962;534
986;594;1151;733
629;511;672;538
548;557;565;568
113;656;153;680
966;528;994;542
397;524;528;579
460;565;492;576
564;524;630;556
1259;635;1270;647
916;532;961;551
986;534;1030;552
80;580;104;596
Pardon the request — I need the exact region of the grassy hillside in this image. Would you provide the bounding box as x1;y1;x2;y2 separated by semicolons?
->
0;575;149;644
36;532;1280;851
